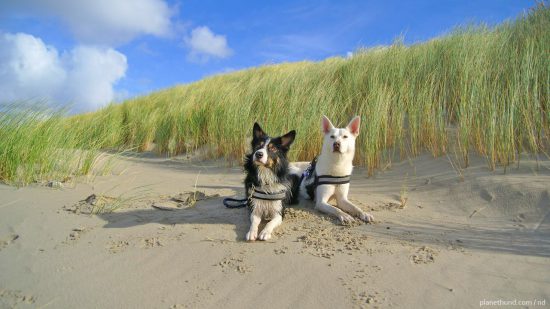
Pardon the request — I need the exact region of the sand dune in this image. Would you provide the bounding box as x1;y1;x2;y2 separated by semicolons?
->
0;153;549;308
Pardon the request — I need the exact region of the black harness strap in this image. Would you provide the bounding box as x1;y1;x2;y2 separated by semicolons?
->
251;189;286;201
303;157;352;200
223;189;286;208
316;174;351;186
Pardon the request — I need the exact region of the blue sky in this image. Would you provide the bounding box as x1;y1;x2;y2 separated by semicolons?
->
0;0;535;113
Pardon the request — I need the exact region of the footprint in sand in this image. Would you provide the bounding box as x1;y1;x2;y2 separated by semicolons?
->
0;289;35;307
108;240;131;253
108;234;181;253
0;234;19;251
339;274;386;308
410;246;438;264
216;253;252;274
62;227;89;245
296;225;371;259
274;246;289;255
141;237;165;249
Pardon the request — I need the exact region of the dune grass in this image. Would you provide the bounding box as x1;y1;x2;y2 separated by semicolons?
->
1;4;549;185
0;103;105;185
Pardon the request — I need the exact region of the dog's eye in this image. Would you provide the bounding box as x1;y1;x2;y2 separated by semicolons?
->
268;144;278;152
330;135;335;139
343;135;348;139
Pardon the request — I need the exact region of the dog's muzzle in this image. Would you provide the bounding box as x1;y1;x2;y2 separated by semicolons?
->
254;149;268;164
333;142;341;153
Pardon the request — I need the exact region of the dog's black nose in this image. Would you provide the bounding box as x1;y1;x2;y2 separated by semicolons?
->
333;142;340;149
255;151;264;158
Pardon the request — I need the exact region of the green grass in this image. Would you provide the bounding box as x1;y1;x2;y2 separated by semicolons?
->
0;103;106;185
1;4;549;185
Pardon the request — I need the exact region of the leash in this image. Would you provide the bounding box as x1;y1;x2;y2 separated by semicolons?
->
222;197;248;208
223;189;286;209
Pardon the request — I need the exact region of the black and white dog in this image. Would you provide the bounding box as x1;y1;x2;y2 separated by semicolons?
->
292;116;374;224
243;123;299;241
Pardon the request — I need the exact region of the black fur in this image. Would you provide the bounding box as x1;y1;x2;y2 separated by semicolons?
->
304;157;318;200
287;173;301;205
243;123;298;216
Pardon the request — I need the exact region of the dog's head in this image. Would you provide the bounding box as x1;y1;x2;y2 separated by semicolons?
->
250;122;296;168
320;115;360;155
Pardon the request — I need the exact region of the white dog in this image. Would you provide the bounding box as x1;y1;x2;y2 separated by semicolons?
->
292;116;374;224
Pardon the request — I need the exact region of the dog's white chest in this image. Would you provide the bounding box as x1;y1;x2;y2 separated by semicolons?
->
251;199;283;220
249;182;286;220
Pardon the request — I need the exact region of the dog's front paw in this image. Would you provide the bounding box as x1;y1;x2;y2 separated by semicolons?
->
258;229;272;241
338;212;355;225
246;229;258;241
359;212;375;223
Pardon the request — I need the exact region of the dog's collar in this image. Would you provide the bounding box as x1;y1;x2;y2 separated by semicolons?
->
251;189;286;201
315;174;351;185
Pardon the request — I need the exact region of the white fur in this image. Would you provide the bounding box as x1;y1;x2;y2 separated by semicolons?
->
288;161;309;175
245;213;261;241
253;138;270;165
246;198;284;241
256;165;279;186
245;167;286;241
293;115;374;224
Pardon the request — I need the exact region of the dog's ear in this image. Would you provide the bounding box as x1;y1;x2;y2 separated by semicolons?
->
253;122;265;140
321;115;334;134
346;116;361;136
280;130;296;149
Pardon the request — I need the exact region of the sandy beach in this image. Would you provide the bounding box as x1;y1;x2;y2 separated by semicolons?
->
1;153;549;308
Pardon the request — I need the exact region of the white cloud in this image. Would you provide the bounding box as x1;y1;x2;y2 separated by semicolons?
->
0;32;127;112
185;26;232;62
2;0;174;46
0;32;66;103
62;46;128;111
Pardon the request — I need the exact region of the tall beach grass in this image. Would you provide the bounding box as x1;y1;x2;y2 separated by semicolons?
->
1;4;548;184
0;103;105;185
